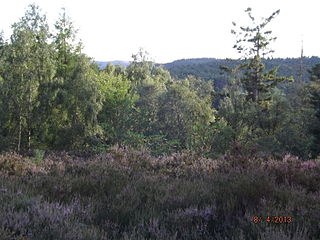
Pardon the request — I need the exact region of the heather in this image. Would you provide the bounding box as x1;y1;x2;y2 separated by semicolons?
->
0;147;319;239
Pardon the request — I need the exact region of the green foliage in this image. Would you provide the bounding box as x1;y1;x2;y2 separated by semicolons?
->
308;63;320;157
0;5;102;152
144;135;180;156
32;149;45;165
127;49;170;136
209;118;235;155
47;10;102;150
218;80;313;157
158;77;215;151
232;8;280;58
0;4;55;152
164;57;318;92
97;65;137;145
0;3;317;159
211;8;314;158
232;8;293;105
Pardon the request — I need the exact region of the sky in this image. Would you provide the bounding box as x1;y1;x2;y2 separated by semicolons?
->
0;0;319;63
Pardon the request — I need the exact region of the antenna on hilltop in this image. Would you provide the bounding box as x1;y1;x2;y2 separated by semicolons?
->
299;35;304;82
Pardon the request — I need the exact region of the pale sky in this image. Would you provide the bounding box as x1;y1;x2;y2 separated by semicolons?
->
0;0;319;63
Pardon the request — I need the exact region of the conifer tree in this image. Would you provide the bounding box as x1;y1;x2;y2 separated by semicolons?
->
232;8;292;107
51;9;102;149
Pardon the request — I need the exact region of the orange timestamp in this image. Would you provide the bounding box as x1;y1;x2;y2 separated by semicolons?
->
252;216;293;224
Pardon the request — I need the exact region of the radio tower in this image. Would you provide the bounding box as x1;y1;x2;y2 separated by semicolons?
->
299;37;304;83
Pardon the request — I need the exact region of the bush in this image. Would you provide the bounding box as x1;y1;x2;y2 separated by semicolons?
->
0;153;44;176
32;149;45;165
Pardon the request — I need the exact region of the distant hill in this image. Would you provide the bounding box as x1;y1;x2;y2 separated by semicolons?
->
96;57;320;91
97;60;130;69
161;57;320;90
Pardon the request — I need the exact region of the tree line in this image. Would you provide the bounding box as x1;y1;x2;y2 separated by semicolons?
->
1;5;320;159
163;57;319;92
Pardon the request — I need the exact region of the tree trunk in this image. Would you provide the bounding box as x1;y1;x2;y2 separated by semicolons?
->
18;114;22;153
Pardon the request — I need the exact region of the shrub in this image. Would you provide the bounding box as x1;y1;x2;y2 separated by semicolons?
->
0;149;319;239
32;149;45;165
0;153;44;176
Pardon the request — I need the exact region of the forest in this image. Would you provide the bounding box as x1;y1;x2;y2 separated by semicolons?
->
0;4;320;240
162;57;320;91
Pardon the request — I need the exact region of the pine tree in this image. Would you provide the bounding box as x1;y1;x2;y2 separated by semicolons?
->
51;9;102;149
232;8;292;107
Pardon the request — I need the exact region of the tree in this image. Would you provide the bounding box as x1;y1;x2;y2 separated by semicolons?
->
0;32;8;149
1;4;54;152
218;65;252;143
214;8;300;156
98;64;137;145
127;49;170;136
158;77;215;151
308;63;320;157
232;8;292;106
45;8;102;149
